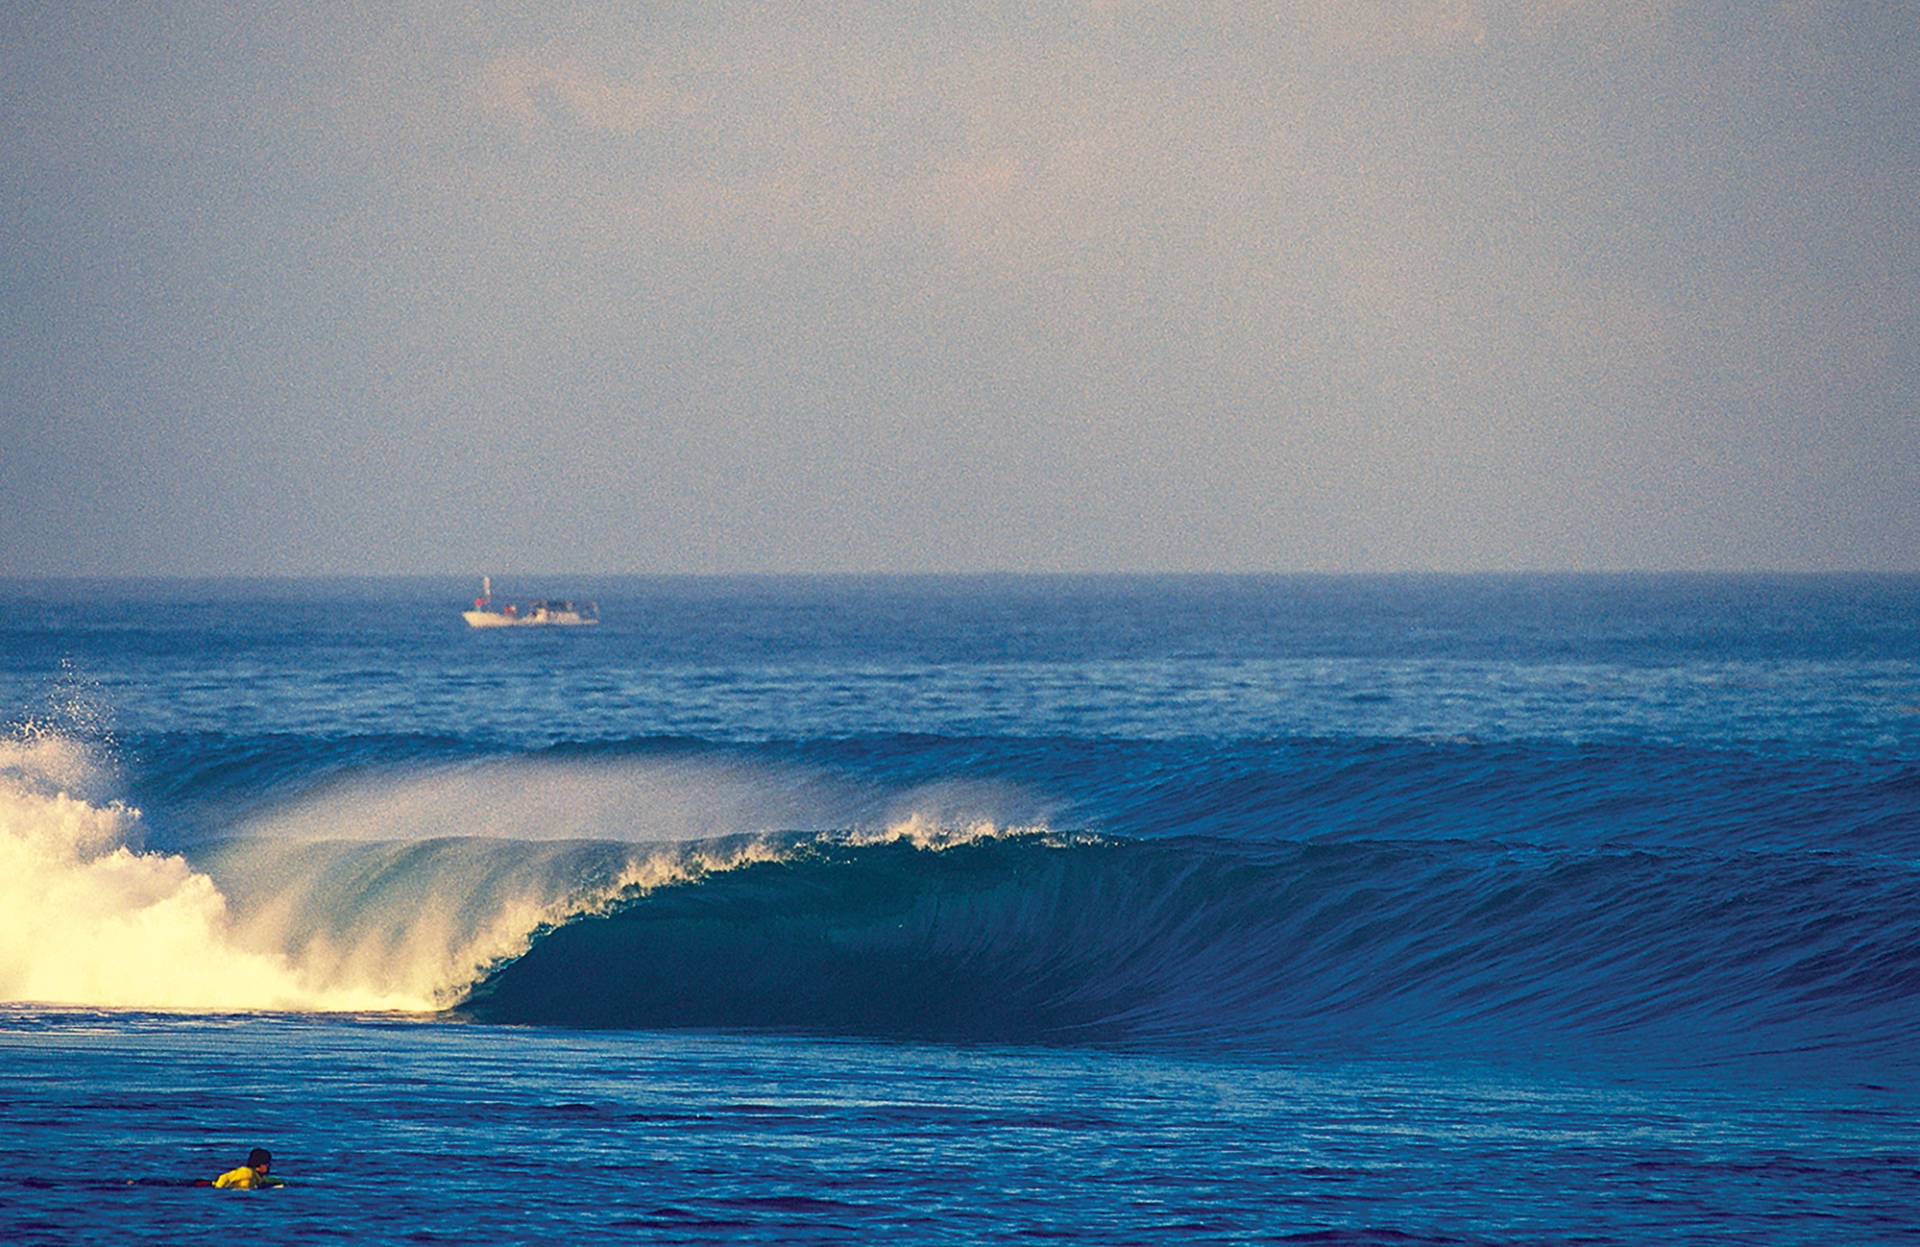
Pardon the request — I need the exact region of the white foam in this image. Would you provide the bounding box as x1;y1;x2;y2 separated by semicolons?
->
0;733;417;1011
0;722;110;803
846;812;1044;850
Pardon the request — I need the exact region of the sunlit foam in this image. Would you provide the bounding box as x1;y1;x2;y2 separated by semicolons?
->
0;722;110;804
848;812;1046;850
0;729;415;1011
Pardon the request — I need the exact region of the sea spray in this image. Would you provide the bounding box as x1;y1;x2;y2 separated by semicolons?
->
214;750;1050;848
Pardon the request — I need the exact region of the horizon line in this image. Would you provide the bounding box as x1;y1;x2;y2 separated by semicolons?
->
4;568;1918;583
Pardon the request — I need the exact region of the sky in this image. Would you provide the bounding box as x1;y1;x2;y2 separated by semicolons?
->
2;1;1915;575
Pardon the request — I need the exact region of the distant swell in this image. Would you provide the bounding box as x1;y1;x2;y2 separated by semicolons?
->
460;835;1920;1063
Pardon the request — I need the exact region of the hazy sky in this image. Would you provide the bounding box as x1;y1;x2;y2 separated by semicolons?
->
3;2;1915;574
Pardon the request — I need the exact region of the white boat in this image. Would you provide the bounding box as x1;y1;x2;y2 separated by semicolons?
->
462;577;599;628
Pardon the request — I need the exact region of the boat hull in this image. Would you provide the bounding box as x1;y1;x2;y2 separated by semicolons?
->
462;610;597;629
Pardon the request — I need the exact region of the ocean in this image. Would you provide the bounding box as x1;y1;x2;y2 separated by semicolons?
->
1;574;1916;1244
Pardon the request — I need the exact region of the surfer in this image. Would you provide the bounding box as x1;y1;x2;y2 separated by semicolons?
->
210;1148;284;1190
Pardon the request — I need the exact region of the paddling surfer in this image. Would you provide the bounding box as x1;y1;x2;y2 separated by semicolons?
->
209;1147;284;1190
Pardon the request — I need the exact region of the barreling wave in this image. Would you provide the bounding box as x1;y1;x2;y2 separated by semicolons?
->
9;724;1920;1067
457;833;1920;1063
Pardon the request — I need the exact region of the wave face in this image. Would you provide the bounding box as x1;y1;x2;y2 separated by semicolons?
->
460;832;1920;1061
3;575;1918;1066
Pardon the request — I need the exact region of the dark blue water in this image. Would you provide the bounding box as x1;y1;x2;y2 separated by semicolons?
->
3;575;1918;1243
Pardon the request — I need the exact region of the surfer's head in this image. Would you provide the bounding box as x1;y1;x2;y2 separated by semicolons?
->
247;1148;272;1173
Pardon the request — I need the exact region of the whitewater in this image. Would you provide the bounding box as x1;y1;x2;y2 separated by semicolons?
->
3;574;1918;1245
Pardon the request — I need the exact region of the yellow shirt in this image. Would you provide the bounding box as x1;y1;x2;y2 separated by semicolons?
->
212;1166;270;1189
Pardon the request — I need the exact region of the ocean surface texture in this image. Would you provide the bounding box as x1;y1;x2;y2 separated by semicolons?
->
2;575;1916;1244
